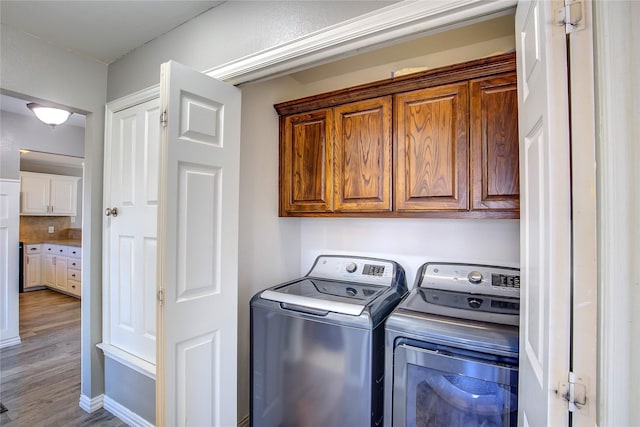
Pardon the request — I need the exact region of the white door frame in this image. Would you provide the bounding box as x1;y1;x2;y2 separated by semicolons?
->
592;2;638;426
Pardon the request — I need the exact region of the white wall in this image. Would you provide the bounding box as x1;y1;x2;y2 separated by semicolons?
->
0;23;108;403
107;1;396;101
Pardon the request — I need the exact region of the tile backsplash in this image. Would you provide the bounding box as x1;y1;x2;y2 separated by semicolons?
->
20;216;81;241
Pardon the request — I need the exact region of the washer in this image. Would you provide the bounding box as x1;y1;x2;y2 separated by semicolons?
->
384;262;520;427
251;255;407;427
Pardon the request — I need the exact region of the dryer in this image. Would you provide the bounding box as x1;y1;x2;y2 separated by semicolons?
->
384;262;520;427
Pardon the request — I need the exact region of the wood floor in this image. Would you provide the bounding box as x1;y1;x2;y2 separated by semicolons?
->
0;290;127;426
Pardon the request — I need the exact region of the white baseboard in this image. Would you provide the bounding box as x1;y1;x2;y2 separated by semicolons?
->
238;414;250;427
79;393;104;413
103;395;154;427
0;336;21;349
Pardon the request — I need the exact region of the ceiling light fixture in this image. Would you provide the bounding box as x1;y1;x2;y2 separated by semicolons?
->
27;103;73;127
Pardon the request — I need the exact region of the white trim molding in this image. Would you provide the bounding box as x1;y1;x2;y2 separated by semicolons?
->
79;393;104;413
103;395;154;427
97;343;156;380
0;179;20;349
205;0;517;84
594;2;638;426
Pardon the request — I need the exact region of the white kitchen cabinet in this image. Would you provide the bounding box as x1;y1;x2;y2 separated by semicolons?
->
55;256;68;291
41;244;82;298
24;244;42;290
67;247;81;297
20;172;79;216
43;252;56;287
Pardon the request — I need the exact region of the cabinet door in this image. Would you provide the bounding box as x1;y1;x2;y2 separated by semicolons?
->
55;256;68;290
20;173;50;214
280;109;333;214
25;254;42;288
43;254;56;286
395;82;469;211
50;176;78;215
470;73;519;212
333;97;392;212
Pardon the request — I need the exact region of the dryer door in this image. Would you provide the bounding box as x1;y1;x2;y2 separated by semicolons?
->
392;343;519;427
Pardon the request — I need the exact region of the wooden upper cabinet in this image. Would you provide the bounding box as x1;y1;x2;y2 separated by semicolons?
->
470;73;519;212
275;53;519;218
395;82;469;212
333;97;392;212
280;109;333;214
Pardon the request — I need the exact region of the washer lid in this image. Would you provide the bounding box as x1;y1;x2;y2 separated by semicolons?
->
260;278;387;316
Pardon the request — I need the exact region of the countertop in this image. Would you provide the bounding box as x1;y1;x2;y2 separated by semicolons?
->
21;239;82;247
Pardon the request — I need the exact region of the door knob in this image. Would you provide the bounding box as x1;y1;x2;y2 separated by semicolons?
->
105;207;119;217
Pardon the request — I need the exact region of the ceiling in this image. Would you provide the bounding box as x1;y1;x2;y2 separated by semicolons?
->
0;1;223;129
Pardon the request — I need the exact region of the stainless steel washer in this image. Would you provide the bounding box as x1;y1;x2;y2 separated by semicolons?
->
384;262;520;427
251;255;407;427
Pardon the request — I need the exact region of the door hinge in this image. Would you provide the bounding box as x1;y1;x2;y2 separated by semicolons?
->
556;0;585;34
160;110;168;127
559;371;588;412
157;288;164;305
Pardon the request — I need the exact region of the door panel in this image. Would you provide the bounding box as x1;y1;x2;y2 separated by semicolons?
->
516;1;571;424
157;60;240;427
107;98;160;364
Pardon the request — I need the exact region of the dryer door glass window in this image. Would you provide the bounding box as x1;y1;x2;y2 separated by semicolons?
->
393;344;518;427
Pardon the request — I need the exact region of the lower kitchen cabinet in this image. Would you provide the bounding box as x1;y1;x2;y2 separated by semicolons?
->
35;243;82;298
55;255;68;291
24;244;42;290
43;253;56;287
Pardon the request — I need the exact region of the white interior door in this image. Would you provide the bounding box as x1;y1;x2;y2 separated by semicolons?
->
516;0;572;425
156;60;241;427
106;98;160;363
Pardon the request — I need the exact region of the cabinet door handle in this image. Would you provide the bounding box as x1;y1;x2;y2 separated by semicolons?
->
105;207;118;217
30;247;37;251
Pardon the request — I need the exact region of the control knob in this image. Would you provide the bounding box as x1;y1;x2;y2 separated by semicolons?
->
468;271;483;284
346;262;358;273
468;298;483;309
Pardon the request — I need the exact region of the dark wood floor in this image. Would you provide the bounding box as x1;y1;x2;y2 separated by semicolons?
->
0;290;127;426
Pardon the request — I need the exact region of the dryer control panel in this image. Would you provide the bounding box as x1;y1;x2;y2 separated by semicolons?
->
417;262;520;297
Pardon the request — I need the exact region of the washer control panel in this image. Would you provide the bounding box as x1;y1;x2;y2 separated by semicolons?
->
417;262;520;297
307;255;399;286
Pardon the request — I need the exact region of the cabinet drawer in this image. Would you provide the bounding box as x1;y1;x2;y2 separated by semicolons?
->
25;244;41;254
67;247;82;258
54;246;69;256
43;244;60;255
68;258;81;269
68;279;81;296
67;268;81;281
